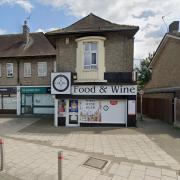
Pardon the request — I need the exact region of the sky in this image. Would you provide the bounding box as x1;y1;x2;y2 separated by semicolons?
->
0;0;180;67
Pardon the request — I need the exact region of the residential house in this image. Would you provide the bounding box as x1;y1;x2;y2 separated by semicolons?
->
143;21;180;124
0;21;56;115
48;13;139;127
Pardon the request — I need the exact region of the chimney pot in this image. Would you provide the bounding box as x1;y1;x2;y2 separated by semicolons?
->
169;21;179;33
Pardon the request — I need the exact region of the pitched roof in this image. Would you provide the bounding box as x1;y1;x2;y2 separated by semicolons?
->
47;13;139;35
149;33;180;68
0;32;55;58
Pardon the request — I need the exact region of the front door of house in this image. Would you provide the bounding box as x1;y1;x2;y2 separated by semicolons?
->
67;100;79;126
24;94;33;114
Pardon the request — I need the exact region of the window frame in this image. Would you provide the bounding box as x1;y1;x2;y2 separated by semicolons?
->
37;62;47;77
6;63;14;77
83;42;98;70
24;62;32;77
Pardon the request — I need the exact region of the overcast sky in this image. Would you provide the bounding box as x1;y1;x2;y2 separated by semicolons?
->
0;0;179;66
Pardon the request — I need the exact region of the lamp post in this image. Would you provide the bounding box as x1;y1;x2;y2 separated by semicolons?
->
139;90;144;121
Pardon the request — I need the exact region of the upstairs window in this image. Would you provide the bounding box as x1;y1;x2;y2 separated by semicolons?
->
83;42;97;70
6;63;13;77
24;63;31;77
38;62;47;77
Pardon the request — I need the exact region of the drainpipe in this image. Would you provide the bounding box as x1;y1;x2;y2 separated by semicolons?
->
17;60;20;85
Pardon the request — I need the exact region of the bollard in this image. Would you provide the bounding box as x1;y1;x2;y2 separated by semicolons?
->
58;151;63;180
0;139;4;171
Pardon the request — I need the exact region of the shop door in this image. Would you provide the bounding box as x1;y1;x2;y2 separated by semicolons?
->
67;100;79;126
24;94;33;114
101;100;127;125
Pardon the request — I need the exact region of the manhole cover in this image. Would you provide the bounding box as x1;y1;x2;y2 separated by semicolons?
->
83;157;108;170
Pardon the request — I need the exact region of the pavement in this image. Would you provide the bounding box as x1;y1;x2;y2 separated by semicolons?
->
0;115;180;180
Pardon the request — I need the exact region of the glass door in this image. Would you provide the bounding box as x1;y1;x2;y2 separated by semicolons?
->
67;100;79;126
24;94;33;114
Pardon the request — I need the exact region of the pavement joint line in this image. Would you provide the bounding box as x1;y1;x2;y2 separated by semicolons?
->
4;134;180;171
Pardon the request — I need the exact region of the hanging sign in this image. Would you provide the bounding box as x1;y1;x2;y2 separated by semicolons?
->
51;73;71;94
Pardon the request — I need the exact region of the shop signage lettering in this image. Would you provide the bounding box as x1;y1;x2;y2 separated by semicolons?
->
72;85;137;95
21;87;51;94
0;88;17;94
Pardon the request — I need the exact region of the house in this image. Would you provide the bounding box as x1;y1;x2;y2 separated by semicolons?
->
47;13;139;127
0;21;56;115
143;21;180;124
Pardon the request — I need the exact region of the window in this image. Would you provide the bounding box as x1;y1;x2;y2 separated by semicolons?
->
0;64;1;77
24;63;31;77
6;63;13;77
83;42;97;70
38;62;47;77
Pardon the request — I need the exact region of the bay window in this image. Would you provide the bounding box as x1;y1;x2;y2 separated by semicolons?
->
84;42;97;70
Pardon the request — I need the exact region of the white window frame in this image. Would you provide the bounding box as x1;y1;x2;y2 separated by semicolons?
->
83;42;98;70
24;63;31;77
0;64;1;77
6;63;13;77
38;62;47;77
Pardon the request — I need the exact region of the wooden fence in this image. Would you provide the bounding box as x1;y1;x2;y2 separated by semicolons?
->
137;96;173;123
174;98;180;127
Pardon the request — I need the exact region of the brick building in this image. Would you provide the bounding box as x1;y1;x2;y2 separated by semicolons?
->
0;21;56;114
48;13;139;127
143;21;180;124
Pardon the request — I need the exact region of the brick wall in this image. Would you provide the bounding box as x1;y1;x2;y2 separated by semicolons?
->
56;32;134;73
146;38;180;89
0;56;55;86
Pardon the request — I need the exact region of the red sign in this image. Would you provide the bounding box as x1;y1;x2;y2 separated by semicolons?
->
110;100;118;105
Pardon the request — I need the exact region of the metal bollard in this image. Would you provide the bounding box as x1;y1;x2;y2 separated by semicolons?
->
0;139;4;171
58;151;63;180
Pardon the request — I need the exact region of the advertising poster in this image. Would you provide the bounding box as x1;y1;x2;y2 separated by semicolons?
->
79;100;101;122
69;100;78;113
59;100;66;117
128;100;136;115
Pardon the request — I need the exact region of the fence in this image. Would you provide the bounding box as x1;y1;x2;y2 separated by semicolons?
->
174;98;180;127
137;96;173;123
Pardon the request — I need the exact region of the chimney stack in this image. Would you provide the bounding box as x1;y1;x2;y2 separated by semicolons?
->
169;21;179;33
23;20;30;44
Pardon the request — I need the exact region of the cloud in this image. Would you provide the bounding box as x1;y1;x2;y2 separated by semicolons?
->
0;28;6;35
0;0;33;13
38;0;180;63
132;10;156;19
36;27;58;33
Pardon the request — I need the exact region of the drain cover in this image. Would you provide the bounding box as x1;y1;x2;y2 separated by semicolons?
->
83;157;108;170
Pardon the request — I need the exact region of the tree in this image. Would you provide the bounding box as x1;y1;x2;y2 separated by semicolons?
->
136;53;154;90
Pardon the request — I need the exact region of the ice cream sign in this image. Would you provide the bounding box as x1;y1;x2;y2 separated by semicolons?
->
72;85;137;95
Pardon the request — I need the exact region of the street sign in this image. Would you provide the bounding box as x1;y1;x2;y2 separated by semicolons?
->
139;90;144;95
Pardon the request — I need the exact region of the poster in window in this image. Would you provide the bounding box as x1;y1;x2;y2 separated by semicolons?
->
128;100;136;115
59;100;66;117
79;100;101;122
69;100;78;113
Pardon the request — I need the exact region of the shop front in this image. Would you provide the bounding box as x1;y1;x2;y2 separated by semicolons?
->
20;87;54;114
52;73;137;127
0;87;17;114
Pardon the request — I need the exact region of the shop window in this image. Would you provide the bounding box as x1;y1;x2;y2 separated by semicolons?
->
83;42;97;70
38;62;47;77
24;63;31;77
6;63;13;77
